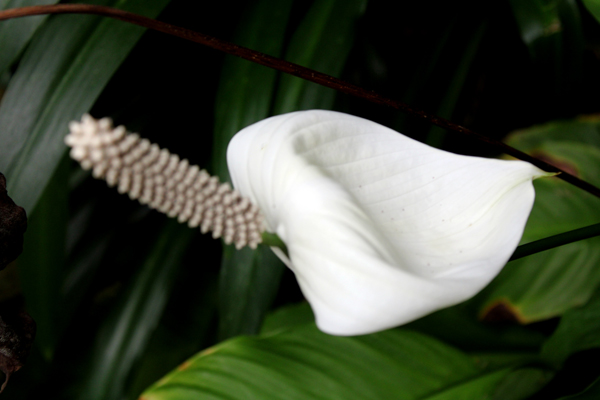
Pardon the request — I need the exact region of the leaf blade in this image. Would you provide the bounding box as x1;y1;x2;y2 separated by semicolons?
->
0;0;60;74
273;0;368;114
142;324;488;400
78;220;193;400
0;0;171;213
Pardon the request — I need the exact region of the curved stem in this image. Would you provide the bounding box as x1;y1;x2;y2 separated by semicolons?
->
2;4;600;199
509;222;600;261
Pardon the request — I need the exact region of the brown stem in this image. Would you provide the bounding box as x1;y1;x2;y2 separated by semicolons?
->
2;4;600;198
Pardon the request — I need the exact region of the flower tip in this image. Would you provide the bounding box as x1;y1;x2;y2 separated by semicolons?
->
537;170;560;179
81;113;93;123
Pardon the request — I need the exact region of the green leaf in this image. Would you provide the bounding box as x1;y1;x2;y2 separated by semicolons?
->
262;307;549;400
507;117;600;148
211;0;293;182
0;0;60;74
260;302;315;335
541;289;600;365
490;368;554;400
125;287;219;400
273;0;368;114
0;0;171;213
218;245;285;339
77;220;193;400
16;153;68;360
211;0;292;340
424;368;549;400
123;234;220;399
141;323;505;400
475;119;600;322
582;0;600;23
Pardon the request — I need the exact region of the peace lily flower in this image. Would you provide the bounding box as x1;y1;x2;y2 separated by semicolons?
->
227;110;548;336
66;111;548;336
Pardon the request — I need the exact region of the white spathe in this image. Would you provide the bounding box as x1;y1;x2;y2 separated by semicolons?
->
227;110;546;336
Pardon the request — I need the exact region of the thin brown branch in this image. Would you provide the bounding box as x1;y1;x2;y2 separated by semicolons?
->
2;4;600;198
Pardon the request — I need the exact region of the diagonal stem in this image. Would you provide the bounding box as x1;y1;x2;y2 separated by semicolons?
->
2;4;600;199
509;222;600;261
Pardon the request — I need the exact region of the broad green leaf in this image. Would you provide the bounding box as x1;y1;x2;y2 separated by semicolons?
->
273;0;368;114
475;119;600;322
261;306;548;399
141;323;510;400
422;369;507;400
424;368;550;400
0;0;60;74
16;153;68;360
582;0;600;23
77;220;193;400
541;289;600;365
263;304;545;370
0;0;171;213
212;0;292;340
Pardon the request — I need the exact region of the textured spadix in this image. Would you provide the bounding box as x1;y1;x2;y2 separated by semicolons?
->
227;110;547;336
66;115;263;249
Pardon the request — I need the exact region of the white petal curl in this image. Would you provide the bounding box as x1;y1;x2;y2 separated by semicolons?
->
227;110;546;336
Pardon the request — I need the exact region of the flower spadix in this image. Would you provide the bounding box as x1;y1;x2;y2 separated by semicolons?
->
65;115;264;249
227;110;547;336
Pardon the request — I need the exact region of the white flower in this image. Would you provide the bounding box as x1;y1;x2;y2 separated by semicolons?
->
227;110;547;336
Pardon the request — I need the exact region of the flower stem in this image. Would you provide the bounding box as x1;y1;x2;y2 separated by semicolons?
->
261;232;288;254
509;222;600;261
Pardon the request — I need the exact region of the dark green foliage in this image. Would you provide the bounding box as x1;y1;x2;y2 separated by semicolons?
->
0;0;600;398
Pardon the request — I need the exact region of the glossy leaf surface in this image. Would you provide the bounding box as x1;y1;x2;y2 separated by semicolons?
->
0;0;60;74
542;289;600;364
142;321;516;400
